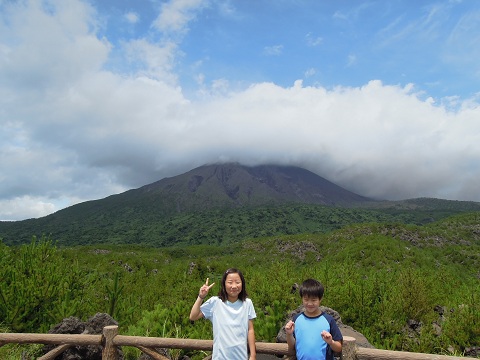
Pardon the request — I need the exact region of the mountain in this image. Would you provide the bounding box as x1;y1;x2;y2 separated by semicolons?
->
135;162;372;209
1;163;480;247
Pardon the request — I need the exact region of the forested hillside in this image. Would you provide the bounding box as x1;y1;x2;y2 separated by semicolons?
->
2;201;480;247
2;163;480;248
1;212;479;359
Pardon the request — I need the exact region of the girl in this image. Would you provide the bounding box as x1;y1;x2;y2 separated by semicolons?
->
189;268;257;360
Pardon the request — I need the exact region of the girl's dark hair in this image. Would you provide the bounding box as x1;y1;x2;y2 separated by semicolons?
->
299;278;324;299
218;268;248;302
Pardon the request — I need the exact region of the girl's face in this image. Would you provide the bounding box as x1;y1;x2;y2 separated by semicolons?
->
224;273;242;302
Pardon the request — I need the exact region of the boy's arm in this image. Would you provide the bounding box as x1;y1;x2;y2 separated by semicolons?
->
321;328;343;353
248;319;256;360
285;320;296;356
330;318;343;353
329;338;343;353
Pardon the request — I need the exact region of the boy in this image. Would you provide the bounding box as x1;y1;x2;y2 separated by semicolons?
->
285;279;343;360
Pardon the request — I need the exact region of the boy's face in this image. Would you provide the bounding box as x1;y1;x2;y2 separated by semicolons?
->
302;295;322;317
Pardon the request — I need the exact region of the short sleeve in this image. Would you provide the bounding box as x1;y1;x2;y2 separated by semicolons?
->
246;298;257;320
329;317;343;341
200;296;218;320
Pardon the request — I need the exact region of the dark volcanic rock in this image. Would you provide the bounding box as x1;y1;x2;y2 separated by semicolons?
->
42;313;123;360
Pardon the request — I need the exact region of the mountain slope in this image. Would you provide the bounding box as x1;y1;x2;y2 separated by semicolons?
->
0;163;372;245
135;163;372;210
1;163;480;247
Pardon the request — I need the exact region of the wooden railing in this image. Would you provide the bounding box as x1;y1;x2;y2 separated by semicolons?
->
0;326;476;360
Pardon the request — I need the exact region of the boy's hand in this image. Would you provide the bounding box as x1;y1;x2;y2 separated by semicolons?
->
321;330;333;343
285;320;295;335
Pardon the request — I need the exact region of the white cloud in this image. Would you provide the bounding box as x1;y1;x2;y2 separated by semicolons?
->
346;54;357;67
1;0;480;221
304;68;316;78
218;1;236;17
122;38;178;82
125;12;139;24
0;0;109;91
332;11;347;21
305;33;323;47
153;0;207;34
444;10;480;73
263;45;283;56
0;196;56;221
181;80;480;202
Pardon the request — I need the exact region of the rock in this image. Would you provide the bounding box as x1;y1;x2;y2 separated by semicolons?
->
464;346;480;358
338;325;374;349
85;312;118;334
290;283;299;294
48;316;85;334
42;313;123;360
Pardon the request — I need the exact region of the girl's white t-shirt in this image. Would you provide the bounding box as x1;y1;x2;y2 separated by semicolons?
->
201;296;256;360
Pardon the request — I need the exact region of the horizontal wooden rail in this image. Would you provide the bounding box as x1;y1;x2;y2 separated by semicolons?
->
0;332;101;346
112;335;290;355
113;335;214;351
355;347;472;360
0;327;476;360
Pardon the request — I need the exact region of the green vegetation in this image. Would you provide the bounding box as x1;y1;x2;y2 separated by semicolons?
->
1;212;479;359
2;200;479;247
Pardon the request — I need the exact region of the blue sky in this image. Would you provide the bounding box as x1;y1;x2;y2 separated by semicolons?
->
1;0;480;221
94;0;480;99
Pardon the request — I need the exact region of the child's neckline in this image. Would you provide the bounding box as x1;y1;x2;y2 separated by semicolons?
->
303;310;323;318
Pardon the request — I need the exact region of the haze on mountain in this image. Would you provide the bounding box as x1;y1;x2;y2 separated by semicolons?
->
138;163;371;210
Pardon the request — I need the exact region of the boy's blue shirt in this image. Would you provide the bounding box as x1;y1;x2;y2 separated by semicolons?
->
292;311;343;360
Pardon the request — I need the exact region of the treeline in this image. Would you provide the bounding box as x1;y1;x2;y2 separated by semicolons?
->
0;202;471;247
1;212;479;359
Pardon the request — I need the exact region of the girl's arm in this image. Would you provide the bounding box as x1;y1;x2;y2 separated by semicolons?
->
189;295;205;321
247;319;256;360
189;278;215;321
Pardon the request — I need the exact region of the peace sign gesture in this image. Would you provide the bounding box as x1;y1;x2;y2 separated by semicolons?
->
198;278;215;299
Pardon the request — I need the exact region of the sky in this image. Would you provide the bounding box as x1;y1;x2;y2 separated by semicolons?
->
1;0;480;221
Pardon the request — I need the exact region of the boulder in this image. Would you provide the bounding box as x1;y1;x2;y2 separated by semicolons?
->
42;313;123;360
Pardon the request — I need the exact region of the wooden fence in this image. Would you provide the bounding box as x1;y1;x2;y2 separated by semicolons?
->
0;326;476;360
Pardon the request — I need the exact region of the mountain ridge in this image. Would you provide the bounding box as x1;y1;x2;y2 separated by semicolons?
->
133;162;372;210
1;162;480;247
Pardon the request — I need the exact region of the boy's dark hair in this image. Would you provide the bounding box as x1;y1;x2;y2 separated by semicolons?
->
218;268;248;302
299;278;324;299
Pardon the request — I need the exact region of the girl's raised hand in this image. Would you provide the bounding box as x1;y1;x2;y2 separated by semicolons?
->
199;278;215;298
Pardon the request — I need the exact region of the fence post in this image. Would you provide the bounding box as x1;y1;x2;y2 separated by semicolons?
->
341;336;357;360
102;325;119;360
